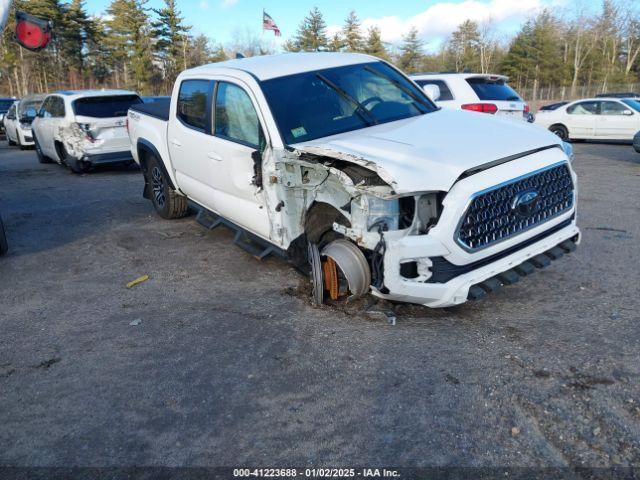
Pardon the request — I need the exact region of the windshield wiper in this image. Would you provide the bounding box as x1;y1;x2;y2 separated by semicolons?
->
363;66;432;113
316;73;378;126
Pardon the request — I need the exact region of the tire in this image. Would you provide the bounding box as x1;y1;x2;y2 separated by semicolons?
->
58;144;89;174
550;124;569;141
33;135;51;163
146;155;188;219
7;135;15;146
0;213;8;256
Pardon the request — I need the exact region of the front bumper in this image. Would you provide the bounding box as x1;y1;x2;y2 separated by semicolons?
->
373;219;579;307
82;151;133;165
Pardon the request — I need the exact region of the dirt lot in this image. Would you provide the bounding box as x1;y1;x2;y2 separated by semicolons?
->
0;141;639;473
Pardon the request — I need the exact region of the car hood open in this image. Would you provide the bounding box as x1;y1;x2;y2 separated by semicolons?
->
291;108;563;193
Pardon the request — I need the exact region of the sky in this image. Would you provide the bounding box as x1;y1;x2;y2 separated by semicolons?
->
84;0;570;51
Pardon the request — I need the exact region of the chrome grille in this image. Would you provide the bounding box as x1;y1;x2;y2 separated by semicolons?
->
456;162;574;252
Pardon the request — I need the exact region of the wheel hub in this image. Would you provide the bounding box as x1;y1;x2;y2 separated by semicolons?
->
151;167;166;208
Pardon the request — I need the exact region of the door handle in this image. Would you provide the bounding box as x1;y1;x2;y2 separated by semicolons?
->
207;152;222;161
170;139;182;147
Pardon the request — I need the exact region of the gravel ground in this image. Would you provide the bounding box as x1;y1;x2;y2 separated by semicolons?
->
0;141;639;474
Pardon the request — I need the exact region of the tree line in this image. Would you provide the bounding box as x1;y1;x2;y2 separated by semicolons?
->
1;0;638;99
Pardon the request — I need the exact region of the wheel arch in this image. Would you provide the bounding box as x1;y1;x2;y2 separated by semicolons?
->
136;139;176;191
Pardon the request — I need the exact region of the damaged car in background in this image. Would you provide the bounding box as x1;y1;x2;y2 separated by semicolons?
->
32;90;142;173
127;52;580;307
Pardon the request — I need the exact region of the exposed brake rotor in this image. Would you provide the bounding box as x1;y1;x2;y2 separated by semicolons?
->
308;242;324;305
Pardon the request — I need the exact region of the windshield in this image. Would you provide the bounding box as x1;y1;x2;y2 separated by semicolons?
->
0;100;15;113
73;95;142;118
622;99;640;112
19;99;44;119
261;62;436;145
466;77;522;101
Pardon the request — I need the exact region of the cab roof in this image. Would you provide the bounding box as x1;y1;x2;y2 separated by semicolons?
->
189;52;379;81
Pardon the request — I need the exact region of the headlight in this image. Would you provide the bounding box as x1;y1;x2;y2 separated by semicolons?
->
416;193;439;232
561;141;573;161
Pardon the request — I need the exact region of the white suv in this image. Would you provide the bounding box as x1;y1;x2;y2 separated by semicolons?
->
411;73;530;122
4;94;45;149
32;90;142;173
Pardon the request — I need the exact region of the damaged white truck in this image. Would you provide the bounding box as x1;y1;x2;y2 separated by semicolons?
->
127;53;580;307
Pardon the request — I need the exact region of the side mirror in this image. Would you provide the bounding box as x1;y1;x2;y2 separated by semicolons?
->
623;109;634;116
423;84;441;102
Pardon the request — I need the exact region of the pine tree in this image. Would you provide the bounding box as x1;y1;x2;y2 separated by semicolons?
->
284;7;328;52
153;0;191;89
398;27;425;73
446;20;481;72
363;26;389;61
342;10;363;52
106;0;157;92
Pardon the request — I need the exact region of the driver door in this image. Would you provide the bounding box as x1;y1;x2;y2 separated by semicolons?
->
207;80;271;240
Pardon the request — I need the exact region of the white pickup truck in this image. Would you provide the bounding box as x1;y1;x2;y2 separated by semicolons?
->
127;52;580;307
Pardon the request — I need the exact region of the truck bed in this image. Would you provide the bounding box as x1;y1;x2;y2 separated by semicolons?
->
129;99;170;121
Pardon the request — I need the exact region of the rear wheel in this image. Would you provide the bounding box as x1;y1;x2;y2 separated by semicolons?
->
59;144;90;174
550;124;569;141
146;155;188;219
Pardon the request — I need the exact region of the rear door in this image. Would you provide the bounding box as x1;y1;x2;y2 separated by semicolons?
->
72;95;142;153
465;76;527;121
34;96;59;157
596;101;640;139
167;78;218;211
565;101;600;138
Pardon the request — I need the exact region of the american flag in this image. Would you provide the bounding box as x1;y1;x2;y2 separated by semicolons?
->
262;10;281;37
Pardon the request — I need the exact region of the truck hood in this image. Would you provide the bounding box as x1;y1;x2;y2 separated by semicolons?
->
291;108;563;193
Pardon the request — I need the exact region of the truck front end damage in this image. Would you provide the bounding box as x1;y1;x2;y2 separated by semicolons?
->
267;144;579;308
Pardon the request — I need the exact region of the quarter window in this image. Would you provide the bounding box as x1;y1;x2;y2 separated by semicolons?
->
177;80;210;130
567;101;599;115
215;82;262;147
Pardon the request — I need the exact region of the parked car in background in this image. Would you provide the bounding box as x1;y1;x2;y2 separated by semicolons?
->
128;52;579;308
0;97;17;134
535;97;640;141
596;92;640;99
410;73;530;122
4;94;45;149
32;90;142;173
633;130;640;153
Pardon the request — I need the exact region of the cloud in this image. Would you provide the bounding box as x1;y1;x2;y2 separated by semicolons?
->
221;0;238;7
199;0;209;10
331;0;554;47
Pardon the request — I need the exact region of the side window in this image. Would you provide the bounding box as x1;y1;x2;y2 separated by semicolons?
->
415;79;454;101
567;101;599;115
600;101;632;116
177;80;210;130
214;82;262;147
39;98;52;118
44;97;65;118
